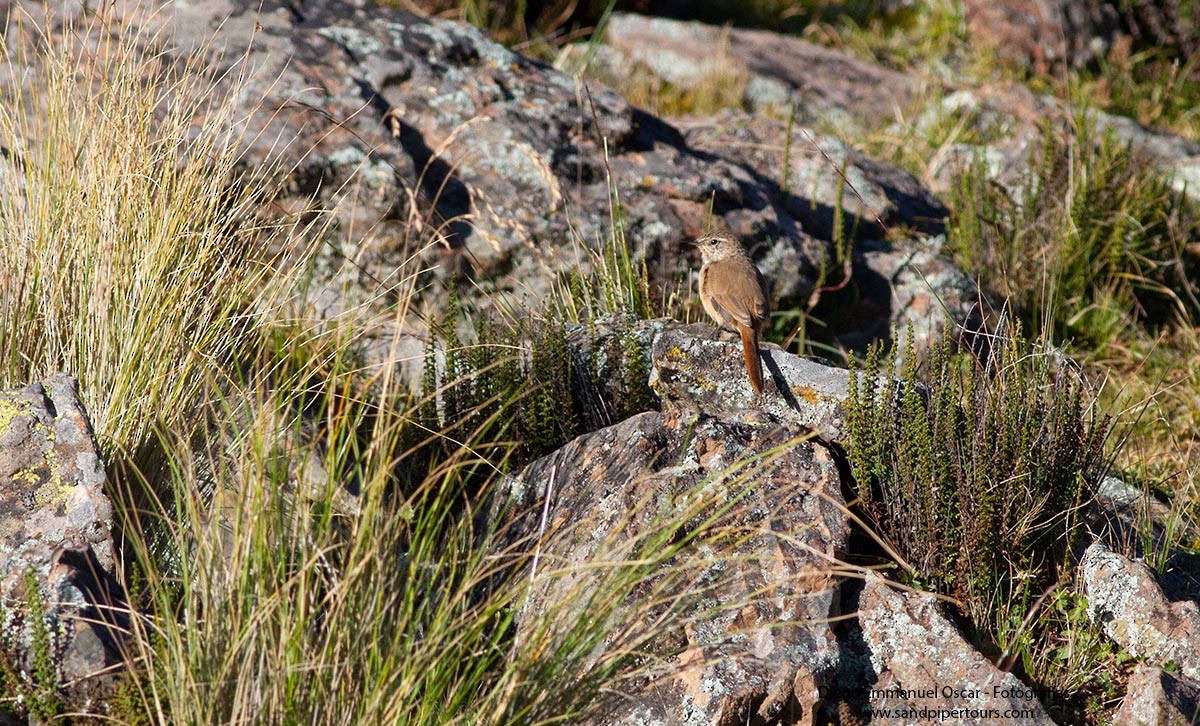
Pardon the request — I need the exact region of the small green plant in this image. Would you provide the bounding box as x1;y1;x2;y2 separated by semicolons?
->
0;571;63;720
847;326;1109;704
23;571;60;721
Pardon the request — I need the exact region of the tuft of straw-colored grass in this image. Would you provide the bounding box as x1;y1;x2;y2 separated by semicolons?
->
0;11;308;454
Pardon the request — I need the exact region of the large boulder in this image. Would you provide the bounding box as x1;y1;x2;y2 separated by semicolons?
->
491;407;849;724
139;0;831;327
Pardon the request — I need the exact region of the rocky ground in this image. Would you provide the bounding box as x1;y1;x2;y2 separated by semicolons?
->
1;0;1199;723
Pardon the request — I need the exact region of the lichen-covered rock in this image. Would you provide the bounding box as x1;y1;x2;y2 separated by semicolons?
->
1082;541;1200;681
1114;664;1200;725
853;234;989;357
678;112;987;356
857;572;1054;725
491;409;848;725
678;112;947;242
0;374;125;708
146;0;841;331
650;322;853;439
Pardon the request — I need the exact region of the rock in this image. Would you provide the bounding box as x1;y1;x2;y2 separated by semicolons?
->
857;572;1055;724
650;322;853;439
13;1;980;381
912;86;1200;205
137;0;841;336
587;12;925;126
962;0;1120;74
1086;475;1185;562
962;0;1199;77
491;408;848;724
853;235;989;357
1091;109;1200;199
1082;541;1200;681
678;113;991;356
1114;664;1200;725
562;313;666;430
0;374;125;709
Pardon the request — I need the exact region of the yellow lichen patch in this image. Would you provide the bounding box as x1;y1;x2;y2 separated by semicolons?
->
0;398;30;435
16;448;72;510
665;345;686;362
792;386;821;405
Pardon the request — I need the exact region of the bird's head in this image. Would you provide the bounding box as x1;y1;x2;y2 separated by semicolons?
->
691;234;742;264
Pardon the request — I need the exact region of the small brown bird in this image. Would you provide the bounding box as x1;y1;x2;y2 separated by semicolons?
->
692;233;770;395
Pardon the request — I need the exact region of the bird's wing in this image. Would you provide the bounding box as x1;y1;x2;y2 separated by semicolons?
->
707;260;767;329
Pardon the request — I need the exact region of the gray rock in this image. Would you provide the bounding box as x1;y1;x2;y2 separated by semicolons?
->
854;234;989;357
1115;664;1200;726
589;12;925;127
677;112;948;241
492;409;848;725
858;572;1055;724
0;374;125;709
1082;541;1200;681
912;86;1200;206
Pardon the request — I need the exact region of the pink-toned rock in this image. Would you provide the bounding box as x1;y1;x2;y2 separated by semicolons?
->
1114;664;1200;725
962;0;1117;74
962;0;1198;76
1082;541;1200;681
858;572;1054;725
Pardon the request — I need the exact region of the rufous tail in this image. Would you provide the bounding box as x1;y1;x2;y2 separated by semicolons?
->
738;324;764;395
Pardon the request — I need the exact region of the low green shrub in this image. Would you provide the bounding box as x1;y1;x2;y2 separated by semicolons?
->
847;326;1109;669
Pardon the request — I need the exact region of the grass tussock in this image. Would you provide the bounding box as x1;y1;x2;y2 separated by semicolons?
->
0;15;303;453
947;115;1200;350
